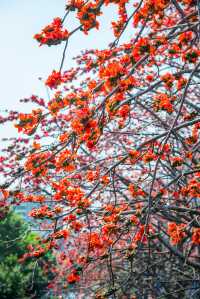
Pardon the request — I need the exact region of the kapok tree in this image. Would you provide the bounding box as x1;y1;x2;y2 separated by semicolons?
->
0;0;200;298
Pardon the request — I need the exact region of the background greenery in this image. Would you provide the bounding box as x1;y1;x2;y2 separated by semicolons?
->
0;211;54;299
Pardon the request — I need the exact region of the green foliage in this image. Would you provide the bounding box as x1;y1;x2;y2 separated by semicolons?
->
0;211;54;299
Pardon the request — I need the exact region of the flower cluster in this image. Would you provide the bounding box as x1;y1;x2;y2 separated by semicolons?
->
67;270;80;284
34;17;69;46
51;229;69;239
15;109;42;135
182;48;200;64
168;222;186;245
29;205;62;219
77;2;101;34
45;71;62;89
171;156;184;167
153;93;174;113
191;228;200;245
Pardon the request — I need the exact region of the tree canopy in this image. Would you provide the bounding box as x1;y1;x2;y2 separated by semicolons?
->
0;0;200;298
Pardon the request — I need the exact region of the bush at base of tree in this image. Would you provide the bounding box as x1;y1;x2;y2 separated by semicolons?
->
0;211;55;299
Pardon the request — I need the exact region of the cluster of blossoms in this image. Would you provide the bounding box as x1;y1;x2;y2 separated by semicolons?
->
45;71;62;89
171;156;184;168
50;229;69;240
15;109;43;135
133;0;169;27
66;270;81;284
182;48;200;64
77;2;101;34
167;222;186;245
192;228;200;245
29;205;56;219
182;178;200;199
45;69;77;89
153;93;174;113
34;17;69;46
24;151;55;176
131;224;154;246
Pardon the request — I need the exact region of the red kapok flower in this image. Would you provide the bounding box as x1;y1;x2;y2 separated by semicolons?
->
45;70;62;89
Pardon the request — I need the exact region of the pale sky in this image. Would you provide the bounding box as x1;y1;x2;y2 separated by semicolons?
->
0;0;130;139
